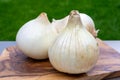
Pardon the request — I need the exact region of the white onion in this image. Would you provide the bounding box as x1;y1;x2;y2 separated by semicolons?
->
16;12;57;59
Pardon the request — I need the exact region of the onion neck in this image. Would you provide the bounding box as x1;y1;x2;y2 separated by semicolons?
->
37;12;50;25
66;10;84;29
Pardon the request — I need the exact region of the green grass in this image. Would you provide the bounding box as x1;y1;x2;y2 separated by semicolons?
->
0;0;120;40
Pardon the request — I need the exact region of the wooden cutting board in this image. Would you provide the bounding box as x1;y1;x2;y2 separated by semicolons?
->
0;38;120;80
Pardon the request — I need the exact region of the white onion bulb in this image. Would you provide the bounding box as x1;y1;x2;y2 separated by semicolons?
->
49;10;99;74
16;12;57;59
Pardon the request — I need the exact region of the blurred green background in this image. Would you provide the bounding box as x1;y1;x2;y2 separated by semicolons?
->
0;0;120;40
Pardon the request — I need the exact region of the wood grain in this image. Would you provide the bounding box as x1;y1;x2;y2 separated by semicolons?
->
0;38;120;80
